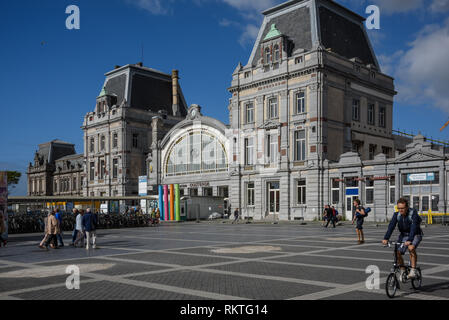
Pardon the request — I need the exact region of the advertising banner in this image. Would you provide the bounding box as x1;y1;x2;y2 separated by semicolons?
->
0;172;8;240
139;176;148;214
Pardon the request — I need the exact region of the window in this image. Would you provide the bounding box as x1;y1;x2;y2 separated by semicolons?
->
165;131;228;176
246;102;254;124
365;177;374;204
100;160;105;179
54;181;58;193
382;146;392;157
432;195;439;212
352;142;361;154
295;56;303;64
190;188;198;196
379;106;386;128
369;144;377;160
296;92;305;114
352;99;360;121
90;162;95;181
332;179;340;204
294;130;306;161
367;103;375;125
247;182;255;206
273;44;280;61
389;176;395;204
371;71;376;79
89;138;95;153
73;177;77;190
100;135;105;151
265;47;271;64
354;64;361;72
267;134;278;163
203;187;213;197
113;159;118;179
132;134;138;148
113;133;118;148
297;180;306;204
244;71;251;78
268;98;278;119
245;137;254;165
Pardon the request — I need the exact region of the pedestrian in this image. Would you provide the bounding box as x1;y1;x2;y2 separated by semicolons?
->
39;210;60;250
332;206;340;224
324;205;336;228
39;212;50;247
73;209;85;248
82;208;98;250
352;198;366;244
322;206;328;226
0;210;7;247
70;208;79;246
55;208;64;247
232;208;239;224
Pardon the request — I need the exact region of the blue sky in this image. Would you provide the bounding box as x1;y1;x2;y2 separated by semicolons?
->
1;0;449;195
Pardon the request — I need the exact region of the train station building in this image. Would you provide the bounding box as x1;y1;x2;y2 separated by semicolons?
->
27;0;449;221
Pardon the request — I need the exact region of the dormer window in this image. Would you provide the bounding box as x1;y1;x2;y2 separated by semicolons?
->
274;44;280;62
265;47;271;64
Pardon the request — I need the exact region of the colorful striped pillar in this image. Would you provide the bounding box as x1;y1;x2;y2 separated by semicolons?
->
175;184;180;221
158;185;164;220
163;185;169;221
170;184;175;221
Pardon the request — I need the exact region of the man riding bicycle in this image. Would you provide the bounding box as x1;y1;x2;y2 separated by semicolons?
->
382;198;423;279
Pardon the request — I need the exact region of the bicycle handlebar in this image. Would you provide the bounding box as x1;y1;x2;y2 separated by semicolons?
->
383;241;406;248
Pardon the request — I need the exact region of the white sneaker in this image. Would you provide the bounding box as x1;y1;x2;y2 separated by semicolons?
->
408;268;417;279
399;269;407;282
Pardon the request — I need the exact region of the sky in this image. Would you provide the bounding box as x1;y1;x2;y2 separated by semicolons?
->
1;0;449;195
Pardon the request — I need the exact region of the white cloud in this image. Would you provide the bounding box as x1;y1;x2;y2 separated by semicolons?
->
371;0;424;14
238;24;260;47
125;0;173;15
430;0;449;12
222;0;281;12
394;18;449;113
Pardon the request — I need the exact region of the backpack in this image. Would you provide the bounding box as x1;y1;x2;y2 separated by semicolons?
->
364;207;371;217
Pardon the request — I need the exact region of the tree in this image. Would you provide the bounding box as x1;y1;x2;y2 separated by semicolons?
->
7;171;21;189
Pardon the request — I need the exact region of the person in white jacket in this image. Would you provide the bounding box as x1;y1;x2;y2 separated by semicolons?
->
73;210;85;248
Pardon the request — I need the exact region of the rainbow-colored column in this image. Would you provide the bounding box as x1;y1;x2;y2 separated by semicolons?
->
175;184;180;221
158;185;164;221
163;185;169;221
170;184;175;221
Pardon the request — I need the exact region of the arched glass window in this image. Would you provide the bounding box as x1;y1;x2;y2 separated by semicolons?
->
265;47;271;63
165;130;228;176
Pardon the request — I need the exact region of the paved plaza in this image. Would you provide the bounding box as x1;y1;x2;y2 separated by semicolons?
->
0;221;448;300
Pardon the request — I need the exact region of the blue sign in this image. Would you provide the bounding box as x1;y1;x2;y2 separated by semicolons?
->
346;188;359;196
407;173;435;182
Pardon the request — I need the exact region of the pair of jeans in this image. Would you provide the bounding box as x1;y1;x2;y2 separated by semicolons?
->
72;229;78;243
56;233;64;246
85;231;97;249
325;217;336;228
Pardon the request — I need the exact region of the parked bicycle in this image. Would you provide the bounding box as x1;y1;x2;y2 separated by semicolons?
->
384;241;423;298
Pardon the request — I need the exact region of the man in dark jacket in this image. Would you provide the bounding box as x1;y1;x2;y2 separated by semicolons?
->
324;205;336;228
82;208;98;250
382;198;423;279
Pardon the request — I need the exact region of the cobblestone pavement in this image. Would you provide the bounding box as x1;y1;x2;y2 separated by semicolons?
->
1;222;448;300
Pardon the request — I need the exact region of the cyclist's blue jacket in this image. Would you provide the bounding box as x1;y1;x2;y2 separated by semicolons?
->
384;208;422;242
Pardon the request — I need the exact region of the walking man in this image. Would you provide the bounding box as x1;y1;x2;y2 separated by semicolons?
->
325;204;336;228
232;208;239;224
70;208;79;246
55;208;64;247
82;208;98;250
73;209;85;248
352;199;366;244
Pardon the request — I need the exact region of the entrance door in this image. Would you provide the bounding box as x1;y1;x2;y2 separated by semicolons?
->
268;182;280;215
346;195;359;220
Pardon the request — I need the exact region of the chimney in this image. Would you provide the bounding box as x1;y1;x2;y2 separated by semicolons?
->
136;62;143;67
172;70;180;117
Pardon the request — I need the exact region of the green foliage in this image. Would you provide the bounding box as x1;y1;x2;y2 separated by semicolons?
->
7;171;21;188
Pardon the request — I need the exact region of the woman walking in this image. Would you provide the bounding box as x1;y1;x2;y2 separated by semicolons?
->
39;210;60;250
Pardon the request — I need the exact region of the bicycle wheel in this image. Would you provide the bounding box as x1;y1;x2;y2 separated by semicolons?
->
411;268;422;289
386;273;398;298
